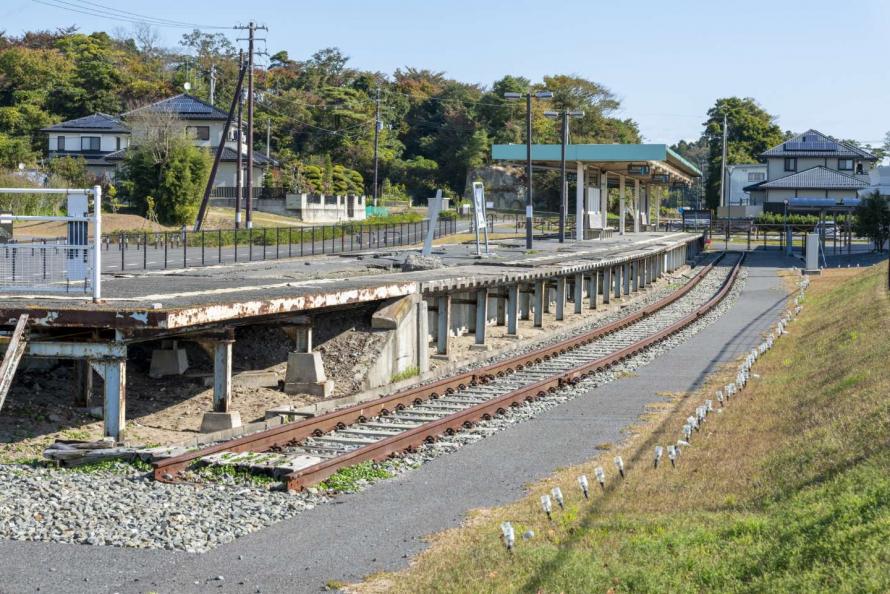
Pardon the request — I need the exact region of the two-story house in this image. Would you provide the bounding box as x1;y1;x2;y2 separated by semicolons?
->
744;129;877;208
42;94;274;190
42;113;131;179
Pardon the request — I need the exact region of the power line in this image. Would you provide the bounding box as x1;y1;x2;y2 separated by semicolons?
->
70;0;227;29
30;0;229;29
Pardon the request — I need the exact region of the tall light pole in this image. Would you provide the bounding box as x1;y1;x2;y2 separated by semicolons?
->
720;113;729;248
504;90;552;250
545;109;584;242
373;86;381;207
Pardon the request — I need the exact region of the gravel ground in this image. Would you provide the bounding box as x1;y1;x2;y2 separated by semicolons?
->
0;256;745;555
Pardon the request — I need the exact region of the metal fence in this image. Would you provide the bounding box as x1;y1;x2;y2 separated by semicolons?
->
0;186;102;300
102;217;459;272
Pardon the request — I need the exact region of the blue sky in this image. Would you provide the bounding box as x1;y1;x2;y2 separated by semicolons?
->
3;0;889;146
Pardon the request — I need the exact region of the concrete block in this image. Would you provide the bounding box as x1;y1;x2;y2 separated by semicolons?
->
233;370;281;389
284;351;334;397
372;294;419;329
200;411;242;433
469;343;492;352
149;348;189;378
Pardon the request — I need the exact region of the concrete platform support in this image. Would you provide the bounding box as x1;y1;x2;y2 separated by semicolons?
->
519;285;531;321
212;339;234;413
533;280;544;327
436;295;450;355
416;299;429;372
588;271;598;309
92;358;126;442
284;352;333;397
149;342;188;378
507;285;519;336
555;277;566;321
495;293;506;326
75;359;93;406
602;267;611;304
613;265;622;299
631;260;639;292
473;288;488;348
573;273;584;314
623;263;631;296
543;286;552;314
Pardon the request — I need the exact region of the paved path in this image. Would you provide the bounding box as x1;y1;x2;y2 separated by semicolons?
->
0;250;793;594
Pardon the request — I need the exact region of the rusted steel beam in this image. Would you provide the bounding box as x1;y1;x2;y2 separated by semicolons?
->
152;255;721;481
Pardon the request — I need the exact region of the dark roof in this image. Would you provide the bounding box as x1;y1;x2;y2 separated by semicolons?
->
761;129;877;160
744;166;869;192
123;94;229;121
105;146;277;167
41;113;130;133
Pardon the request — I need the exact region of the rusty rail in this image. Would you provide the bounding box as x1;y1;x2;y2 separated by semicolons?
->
154;252;732;483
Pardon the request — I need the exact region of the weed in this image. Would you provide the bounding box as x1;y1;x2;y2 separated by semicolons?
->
390;366;420;383
319;461;393;492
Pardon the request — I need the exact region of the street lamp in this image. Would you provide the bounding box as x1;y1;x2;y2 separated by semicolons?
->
783;199;790;256
544;109;584;242
504;90;552;250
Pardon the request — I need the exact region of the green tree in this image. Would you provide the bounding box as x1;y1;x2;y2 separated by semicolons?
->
853;192;890;252
703;97;785;210
0;132;37;168
47;155;89;187
120;136;210;225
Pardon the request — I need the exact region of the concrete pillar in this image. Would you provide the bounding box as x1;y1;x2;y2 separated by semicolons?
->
416;299;430;372
574;273;584;314
619;175;626;235
519;284;531;321
293;325;312;353
613;265;622;299
474;288;488;346
555;276;566;321
602;267;611;304
533;280;544;327
99;358;126;442
75;359;93;406
623;262;631;296
576;162;585;241
633;179;641;233
507;285;519;336
600;172;609;230
588;270;598;309
436;295;450;355
631;260;639;292
212;340;234;413
543;285;552;314
496;293;506;326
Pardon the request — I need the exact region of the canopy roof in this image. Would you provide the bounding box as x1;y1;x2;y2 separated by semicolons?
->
491;143;701;185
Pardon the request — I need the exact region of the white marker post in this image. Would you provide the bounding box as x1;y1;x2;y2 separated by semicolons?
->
471;181;489;256
422;189;443;257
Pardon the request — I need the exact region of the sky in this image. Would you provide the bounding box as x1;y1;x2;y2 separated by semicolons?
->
3;0;889;147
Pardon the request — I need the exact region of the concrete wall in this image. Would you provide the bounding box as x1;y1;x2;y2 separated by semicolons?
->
285;194;367;223
364;295;427;389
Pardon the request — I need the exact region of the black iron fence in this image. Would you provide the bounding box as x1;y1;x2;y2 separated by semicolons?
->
101;217;458;272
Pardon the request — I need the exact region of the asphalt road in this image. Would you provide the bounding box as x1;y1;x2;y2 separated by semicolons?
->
0;250;794;594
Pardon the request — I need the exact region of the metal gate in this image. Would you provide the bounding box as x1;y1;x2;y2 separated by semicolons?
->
0;186;102;301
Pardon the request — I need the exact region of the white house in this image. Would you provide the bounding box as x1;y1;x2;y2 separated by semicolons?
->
726;164;767;206
43;94;275;189
745;129;877;206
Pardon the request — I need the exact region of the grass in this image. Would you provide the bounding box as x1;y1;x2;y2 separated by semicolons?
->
390;366;420;383
356;261;890;594
319;461;394;493
190;462;280;488
64;457;153;474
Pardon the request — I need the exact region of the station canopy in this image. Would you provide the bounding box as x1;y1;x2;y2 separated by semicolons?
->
491;143;702;186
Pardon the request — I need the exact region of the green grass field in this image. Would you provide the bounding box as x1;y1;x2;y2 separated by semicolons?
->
356;262;890;594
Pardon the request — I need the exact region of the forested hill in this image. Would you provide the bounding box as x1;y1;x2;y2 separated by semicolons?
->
0;27;640;201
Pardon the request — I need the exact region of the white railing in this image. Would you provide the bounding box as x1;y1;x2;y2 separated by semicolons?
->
0;186;102;301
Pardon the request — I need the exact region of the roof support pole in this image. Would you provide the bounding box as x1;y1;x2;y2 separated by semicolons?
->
633;179;641;233
619;175;626;235
576;162;585;241
600;172;609;234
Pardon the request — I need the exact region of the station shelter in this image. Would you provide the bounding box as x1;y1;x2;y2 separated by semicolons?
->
491;144;701;239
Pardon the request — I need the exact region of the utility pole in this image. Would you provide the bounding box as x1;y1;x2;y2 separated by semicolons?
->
544;108;584;243
209;64;216;105
266;118;271;172
235;21;267;230
235;51;243;229
373;86;381;207
721;113;729;248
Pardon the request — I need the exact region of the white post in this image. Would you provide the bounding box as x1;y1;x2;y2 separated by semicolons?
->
619;175;626;235
633;179;640;233
92;185;102;302
575;162;585;241
600;172;608;231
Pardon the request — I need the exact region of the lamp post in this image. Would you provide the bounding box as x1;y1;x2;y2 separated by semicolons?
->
504;90;552;250
544;109;584;242
783;199;789;255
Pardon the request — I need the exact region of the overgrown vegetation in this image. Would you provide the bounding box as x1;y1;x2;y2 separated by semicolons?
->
190;462;279;488
390;366;420;383
318;461;394;492
854;191;890;252
360;263;890;593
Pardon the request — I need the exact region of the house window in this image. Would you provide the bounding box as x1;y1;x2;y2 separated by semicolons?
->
838;159;853;171
56;136;65;151
784;158;797;172
116;137;121;151
747;172;766;182
188;126;210;141
80;136;100;151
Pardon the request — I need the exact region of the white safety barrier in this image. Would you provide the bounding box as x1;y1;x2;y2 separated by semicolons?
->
0;186;102;301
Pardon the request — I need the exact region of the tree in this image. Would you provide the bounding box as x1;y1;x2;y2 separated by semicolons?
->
853;192;890;252
47;155;89;187
703;97;785;210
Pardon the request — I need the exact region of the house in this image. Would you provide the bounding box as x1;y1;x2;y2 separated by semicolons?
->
42;113;131;179
744;129;877;212
42;94;274;189
726;164;767;206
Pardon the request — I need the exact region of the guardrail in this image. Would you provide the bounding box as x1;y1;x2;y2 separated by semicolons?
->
0;186;102;300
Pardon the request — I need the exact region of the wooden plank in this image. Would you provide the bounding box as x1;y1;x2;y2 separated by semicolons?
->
0;314;28;413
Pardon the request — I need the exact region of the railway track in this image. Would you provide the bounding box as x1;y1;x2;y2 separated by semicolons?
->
154;251;743;491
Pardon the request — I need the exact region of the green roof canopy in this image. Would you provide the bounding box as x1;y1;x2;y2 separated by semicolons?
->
491;143;701;185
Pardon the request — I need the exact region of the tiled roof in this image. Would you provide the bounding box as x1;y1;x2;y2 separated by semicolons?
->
123;94;229;121
41;113;130;133
761;129;876;159
745;166;869;191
